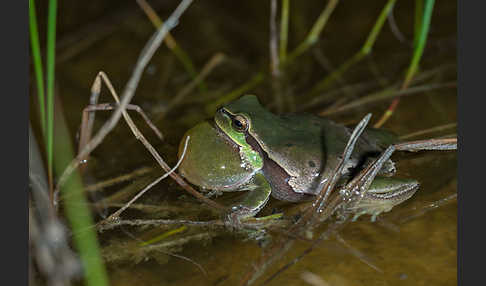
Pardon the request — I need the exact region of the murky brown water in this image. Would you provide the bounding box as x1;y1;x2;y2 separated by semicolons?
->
37;0;456;285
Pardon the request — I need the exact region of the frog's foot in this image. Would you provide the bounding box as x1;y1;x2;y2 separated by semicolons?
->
337;141;420;222
205;189;223;199
223;205;253;230
351;211;370;222
349;177;419;222
223;173;272;231
350;207;389;222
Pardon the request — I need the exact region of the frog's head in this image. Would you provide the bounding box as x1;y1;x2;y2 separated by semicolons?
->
177;120;256;192
178;96;268;191
214;95;267;170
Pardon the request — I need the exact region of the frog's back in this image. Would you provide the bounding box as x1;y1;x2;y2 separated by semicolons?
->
263;113;392;192
225;95;397;197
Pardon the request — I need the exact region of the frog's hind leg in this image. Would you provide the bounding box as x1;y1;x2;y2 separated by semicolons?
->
341;137;456;222
349;177;419;222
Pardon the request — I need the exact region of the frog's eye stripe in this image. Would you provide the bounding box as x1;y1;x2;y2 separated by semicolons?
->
219;108;234;118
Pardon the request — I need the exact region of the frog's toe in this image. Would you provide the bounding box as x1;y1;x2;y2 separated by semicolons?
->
350;209;382;222
223;212;242;230
205;189;223;198
351;211;367;222
348;177;419;222
223;205;253;230
370;214;379;222
348;199;393;221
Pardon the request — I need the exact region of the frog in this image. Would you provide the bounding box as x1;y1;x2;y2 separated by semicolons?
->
177;95;419;225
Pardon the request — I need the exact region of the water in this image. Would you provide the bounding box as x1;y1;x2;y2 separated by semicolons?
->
40;0;457;285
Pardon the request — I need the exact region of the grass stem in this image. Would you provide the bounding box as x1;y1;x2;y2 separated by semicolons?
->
308;0;397;97
374;0;435;128
286;0;339;64
29;0;46;134
46;0;57;200
136;0;206;93
279;0;289;63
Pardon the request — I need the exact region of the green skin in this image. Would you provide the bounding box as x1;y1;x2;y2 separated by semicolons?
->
178;95;418;223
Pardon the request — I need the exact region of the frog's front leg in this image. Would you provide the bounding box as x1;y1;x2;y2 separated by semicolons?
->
224;173;272;229
349;176;419;222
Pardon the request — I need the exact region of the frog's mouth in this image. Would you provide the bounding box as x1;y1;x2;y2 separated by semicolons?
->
210;120;241;151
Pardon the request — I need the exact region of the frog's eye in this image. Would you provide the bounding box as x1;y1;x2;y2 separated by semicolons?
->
232;115;248;132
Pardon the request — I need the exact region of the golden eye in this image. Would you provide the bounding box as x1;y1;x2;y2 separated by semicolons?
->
232;115;248;132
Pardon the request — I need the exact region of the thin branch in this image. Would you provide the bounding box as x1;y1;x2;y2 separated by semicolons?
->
55;0;194;199
269;0;283;112
136;0;206;92
374;0;436;127
279;0;289;62
98;218;219;232
98;136;190;224
155;53;226;121
270;0;280;79
286;0;340;63
387;3;408;44
307;0;397;96
84;166;154;193
319;81;456;116
399;122;457;140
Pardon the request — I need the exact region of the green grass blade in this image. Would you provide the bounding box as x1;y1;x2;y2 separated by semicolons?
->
403;0;435;87
46;0;57;189
373;0;435;128
53;100;109;286
171;45;206;91
286;0;339;64
29;0;46;134
205;71;265;115
414;0;424;48
136;0;206;92
361;0;397;55
31;0;110;283
308;0;396;96
139;226;187;246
